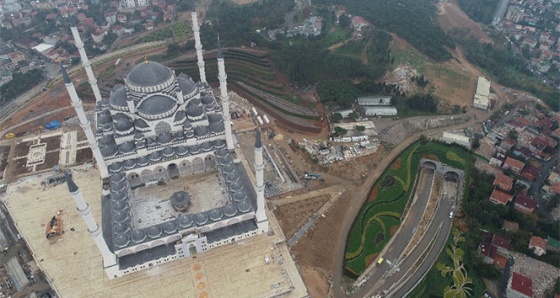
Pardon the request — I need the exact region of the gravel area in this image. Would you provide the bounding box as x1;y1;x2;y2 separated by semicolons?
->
511;252;560;298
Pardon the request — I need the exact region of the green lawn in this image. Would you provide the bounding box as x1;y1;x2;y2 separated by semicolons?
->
344;140;473;276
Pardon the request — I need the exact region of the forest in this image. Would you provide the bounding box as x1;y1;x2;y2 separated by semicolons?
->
457;0;500;24
0;70;44;105
314;0;453;61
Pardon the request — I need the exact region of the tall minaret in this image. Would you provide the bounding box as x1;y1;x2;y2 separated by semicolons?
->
254;129;269;233
191;6;207;83
61;65;109;178
70;27;103;103
64;170;118;278
217;37;234;150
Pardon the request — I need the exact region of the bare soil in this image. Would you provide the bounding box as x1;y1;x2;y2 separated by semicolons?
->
437;0;493;44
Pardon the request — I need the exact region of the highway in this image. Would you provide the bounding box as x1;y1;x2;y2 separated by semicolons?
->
352;165;459;297
492;0;510;26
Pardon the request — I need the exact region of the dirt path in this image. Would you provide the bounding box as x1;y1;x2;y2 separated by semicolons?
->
361;37;372;65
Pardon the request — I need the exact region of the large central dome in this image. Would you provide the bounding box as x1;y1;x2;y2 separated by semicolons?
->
127;61;173;87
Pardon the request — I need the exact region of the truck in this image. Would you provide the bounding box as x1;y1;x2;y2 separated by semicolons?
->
44;120;60;130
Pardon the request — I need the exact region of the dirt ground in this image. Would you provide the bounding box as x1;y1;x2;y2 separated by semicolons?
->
437;0;493;44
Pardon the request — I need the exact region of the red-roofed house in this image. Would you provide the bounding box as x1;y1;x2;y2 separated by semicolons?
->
514;190;537;214
494;173;514;191
351;16;370;31
478;232;512;269
550;182;560;195
529;236;547;256
507;272;533;298
503;157;525;174
552;127;560;140
530;136;549;155
500;137;517;150
490;189;513;205
521;165;540;181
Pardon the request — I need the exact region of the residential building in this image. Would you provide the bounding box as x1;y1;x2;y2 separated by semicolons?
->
507;272;533;298
514;190;537;214
441;132;471;148
529;236;547;256
490;188;513;205
493;173;514;191
502;157;525;174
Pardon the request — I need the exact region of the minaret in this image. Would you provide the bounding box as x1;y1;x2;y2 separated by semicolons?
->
254;129;269;233
64;170;118;278
61;65;109;178
191;6;207;83
70;27;103;103
217;37;234;150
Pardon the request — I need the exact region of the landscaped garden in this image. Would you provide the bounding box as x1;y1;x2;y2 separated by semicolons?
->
344;139;473;277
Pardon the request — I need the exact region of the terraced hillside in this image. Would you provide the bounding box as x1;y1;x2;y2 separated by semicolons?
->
170;48;321;133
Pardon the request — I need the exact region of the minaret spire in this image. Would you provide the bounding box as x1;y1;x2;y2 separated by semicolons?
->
217;36;234;150
61;65;109;178
64;170;117;277
253;129;268;233
191;5;207;83
70;27;103;103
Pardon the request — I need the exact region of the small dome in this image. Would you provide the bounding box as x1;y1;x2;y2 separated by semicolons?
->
112;201;128;212
233;191;247;203
134;133;144;140
182;122;193;130
237;201;252;213
209;208;223;221
123;159;136;169
229;181;243;192
127;61;172;87
108;162;123;173
226;173;239;183
111;190;127;202
162;146;175;157
194;213;208;225
177;146;189;156
119;141;136;154
175;131;185;140
113;222;130;235
213;139;226;148
185;130;195;138
201;142;212;152
137;156;149;166
114;234;130;248
209;122;224;134
187;105;203;118
149;151;162;162
188;98;201;107
147;225;162;238
216;148;228;157
194;126;209;137
222;164;235;174
177;214;193;228
114;118;133;133
201;95;214;105
131;230;146;243
207;113;222;123
156;132;173;144
98;110;113;125
223;204;237;217
113;211;129;223
101;145;118;157
110;172;125;183
189;145;200;155
163;221;177;234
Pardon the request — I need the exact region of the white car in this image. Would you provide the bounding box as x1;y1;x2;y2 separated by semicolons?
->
449;212;453;219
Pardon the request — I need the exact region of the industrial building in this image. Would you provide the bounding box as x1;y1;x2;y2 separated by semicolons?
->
364;106;398;117
473;76;491;110
357;96;392;106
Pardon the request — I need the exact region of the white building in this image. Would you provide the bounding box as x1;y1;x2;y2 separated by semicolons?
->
473;76;491;110
364;106;397;116
441;132;471;148
62;9;268;280
357;96;392;106
333;109;353;119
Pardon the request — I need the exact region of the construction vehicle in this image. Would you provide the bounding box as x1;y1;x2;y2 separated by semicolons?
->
45;210;64;239
304;172;320;179
4;133;15;139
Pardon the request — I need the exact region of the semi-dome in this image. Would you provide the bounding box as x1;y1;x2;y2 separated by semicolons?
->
157;132;173;144
209;122;224;134
201;95;214;105
127;61;172;87
134;118;149;129
100;145;118;157
174;111;186;123
207;113;222;123
187;105;203;118
194;126;209;137
98;110;113;125
177;75;196;94
119;141;136;154
137;95;176;116
109;85;127;107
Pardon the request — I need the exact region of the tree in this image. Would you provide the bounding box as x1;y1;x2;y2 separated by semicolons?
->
334;126;348;136
348;112;359;120
339;14;351;28
355;125;365;132
331;113;343;122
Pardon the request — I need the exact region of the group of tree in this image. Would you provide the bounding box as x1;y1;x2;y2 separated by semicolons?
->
457;0;500;24
458;38;560;111
411;75;429;87
315;0;453;61
0;69;44;105
392;93;438;113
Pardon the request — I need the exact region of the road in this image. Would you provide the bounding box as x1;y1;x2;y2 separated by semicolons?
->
491;0;509;26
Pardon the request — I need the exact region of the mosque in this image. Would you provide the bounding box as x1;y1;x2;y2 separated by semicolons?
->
61;9;269;279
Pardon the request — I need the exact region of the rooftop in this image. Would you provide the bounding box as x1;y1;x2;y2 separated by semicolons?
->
490;188;513;205
511;272;533;297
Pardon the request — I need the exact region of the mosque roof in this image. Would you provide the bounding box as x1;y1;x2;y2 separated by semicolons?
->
127;61;172;87
137;95;176;116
